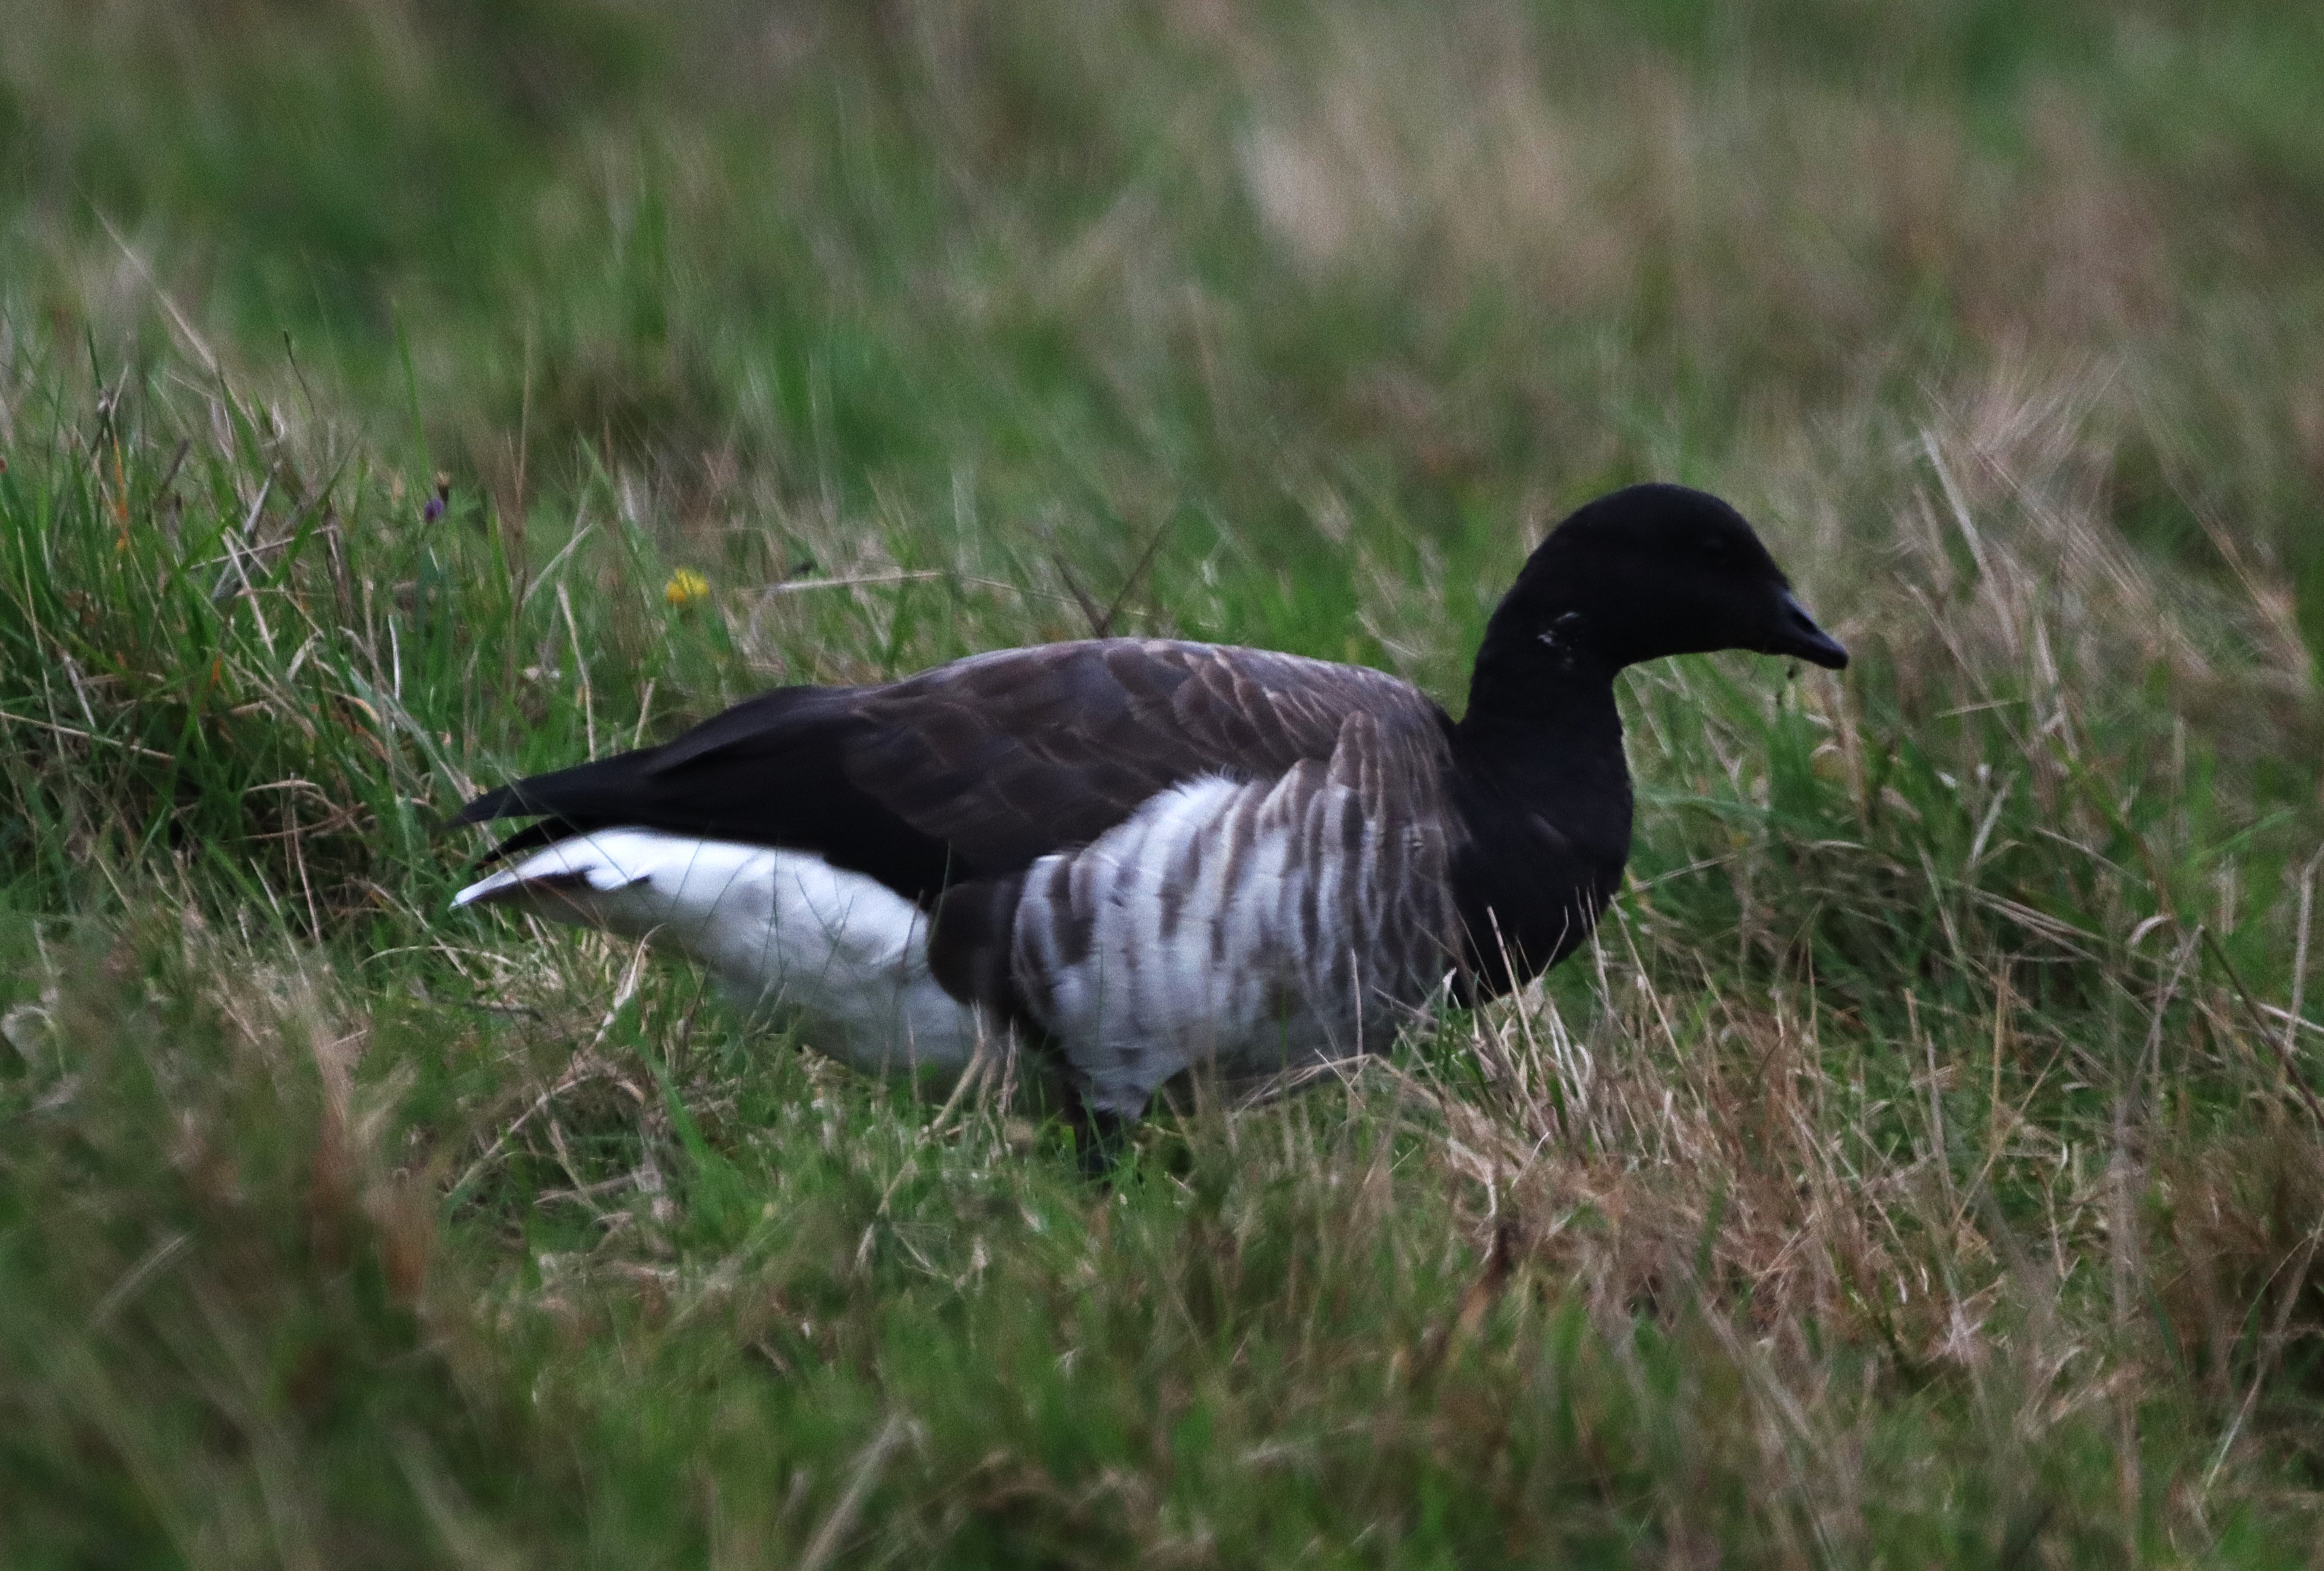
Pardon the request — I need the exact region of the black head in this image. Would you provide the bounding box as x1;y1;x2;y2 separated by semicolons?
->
1487;483;1847;677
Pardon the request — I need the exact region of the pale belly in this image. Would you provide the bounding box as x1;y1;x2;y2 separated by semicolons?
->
456;778;1454;1118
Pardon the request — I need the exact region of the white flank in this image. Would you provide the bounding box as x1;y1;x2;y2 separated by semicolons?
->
454;829;980;1075
1016;771;1410;1116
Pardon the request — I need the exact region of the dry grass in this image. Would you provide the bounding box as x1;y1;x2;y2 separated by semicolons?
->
7;0;2324;1563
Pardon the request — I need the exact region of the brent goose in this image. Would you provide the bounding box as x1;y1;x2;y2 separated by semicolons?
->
451;484;1845;1127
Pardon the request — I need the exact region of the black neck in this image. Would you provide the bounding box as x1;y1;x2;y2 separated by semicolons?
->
1444;603;1635;1000
1457;595;1625;744
1452;640;1629;821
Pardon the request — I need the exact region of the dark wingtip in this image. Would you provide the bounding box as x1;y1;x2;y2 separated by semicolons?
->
451;782;543;826
448;791;505;827
448;783;579;875
463;818;580;872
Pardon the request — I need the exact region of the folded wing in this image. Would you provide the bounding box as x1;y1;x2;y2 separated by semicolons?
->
453;638;1452;904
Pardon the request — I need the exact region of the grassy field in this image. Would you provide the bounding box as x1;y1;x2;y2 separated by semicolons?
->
5;1;2324;1563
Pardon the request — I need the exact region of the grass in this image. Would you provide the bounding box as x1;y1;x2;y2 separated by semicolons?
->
5;0;2324;1563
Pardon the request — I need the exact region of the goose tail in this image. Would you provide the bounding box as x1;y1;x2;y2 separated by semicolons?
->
450;835;651;914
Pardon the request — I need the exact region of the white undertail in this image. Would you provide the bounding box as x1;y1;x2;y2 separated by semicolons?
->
453;830;981;1076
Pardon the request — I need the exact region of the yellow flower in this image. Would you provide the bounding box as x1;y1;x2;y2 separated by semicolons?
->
663;569;711;608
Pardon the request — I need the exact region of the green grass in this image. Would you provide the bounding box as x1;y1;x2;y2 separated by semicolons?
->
6;1;2324;1563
